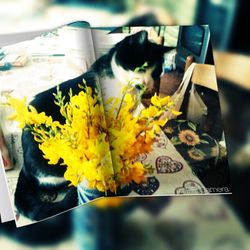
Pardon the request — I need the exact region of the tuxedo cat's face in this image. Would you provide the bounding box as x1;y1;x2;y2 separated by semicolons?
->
112;30;174;92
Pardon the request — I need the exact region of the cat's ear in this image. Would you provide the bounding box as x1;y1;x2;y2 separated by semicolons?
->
130;30;148;45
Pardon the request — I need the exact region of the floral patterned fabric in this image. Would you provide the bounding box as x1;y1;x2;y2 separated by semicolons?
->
163;119;227;176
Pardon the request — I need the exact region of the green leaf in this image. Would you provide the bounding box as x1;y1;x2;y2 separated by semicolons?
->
144;163;154;174
194;148;206;157
176;119;186;123
68;88;73;98
170;136;182;145
188;121;196;131
200;139;209;144
78;84;84;89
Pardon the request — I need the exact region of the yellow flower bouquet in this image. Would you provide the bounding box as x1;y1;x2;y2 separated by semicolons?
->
7;78;180;196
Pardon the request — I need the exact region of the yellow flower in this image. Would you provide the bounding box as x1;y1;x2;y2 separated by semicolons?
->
7;78;180;192
7;97;30;128
64;164;85;187
118;161;146;184
141;106;162;119
171;110;182;116
178;130;200;146
151;94;170;107
164;126;174;134
188;148;205;161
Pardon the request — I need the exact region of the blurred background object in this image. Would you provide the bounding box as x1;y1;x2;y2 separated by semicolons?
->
0;0;250;249
196;0;237;50
0;0;239;49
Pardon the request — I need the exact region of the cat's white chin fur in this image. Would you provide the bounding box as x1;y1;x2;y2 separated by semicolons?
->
37;175;67;186
101;53;155;101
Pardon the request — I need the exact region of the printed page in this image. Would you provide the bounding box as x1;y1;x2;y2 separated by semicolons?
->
91;25;231;198
0;24;232;228
0;152;15;222
0;21;114;227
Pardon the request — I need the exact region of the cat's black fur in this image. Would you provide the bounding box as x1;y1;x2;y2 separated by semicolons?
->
14;30;174;221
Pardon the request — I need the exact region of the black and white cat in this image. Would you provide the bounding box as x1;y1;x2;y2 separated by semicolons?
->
14;30;174;221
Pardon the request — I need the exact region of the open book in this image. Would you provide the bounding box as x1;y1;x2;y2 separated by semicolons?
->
0;22;231;227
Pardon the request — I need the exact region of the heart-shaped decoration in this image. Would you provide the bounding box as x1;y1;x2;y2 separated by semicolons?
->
175;180;205;194
155;156;183;174
131;176;159;195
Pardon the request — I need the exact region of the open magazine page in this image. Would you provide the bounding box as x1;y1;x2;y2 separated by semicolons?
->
0;21;114;227
91;25;231;198
0;24;231;228
0;152;15;222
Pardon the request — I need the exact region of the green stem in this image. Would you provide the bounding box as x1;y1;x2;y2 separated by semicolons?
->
115;79;134;119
